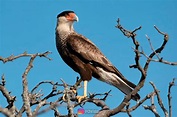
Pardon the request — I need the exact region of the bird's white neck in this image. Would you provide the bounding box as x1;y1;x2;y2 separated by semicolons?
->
56;21;74;35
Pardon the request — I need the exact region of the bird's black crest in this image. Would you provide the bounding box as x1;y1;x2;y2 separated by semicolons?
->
57;10;75;18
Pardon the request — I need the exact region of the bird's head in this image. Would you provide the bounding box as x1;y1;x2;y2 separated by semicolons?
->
56;10;78;33
57;10;79;23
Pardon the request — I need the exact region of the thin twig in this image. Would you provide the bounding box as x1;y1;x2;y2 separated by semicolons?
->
126;103;132;117
142;33;177;66
144;25;170;71
120;91;156;113
22;55;37;116
150;82;168;117
145;34;161;60
20;52;51;116
61;79;74;117
0;51;52;63
168;78;176;117
37;97;63;116
140;51;177;65
0;75;17;115
143;93;160;117
32;100;47;115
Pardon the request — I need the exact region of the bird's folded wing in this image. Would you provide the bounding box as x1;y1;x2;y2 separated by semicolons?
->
66;33;137;88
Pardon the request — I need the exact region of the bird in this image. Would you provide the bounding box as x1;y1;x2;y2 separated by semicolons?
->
55;10;140;102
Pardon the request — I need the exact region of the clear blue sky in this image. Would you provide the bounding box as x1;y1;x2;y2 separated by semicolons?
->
0;0;177;117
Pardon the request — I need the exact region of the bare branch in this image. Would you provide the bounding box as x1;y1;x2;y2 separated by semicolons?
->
142;33;177;66
154;25;169;41
168;78;176;117
116;18;142;38
143;93;160;117
120;91;156;113
0;75;17;115
50;102;61;117
145;34;161;60
32;100;47;115
0;51;52;63
144;26;169;71
22;54;36;116
31;80;65;94
88;90;111;109
141;51;177;65
0;76;15;107
110;18;146;116
110;19;175;117
61;79;75;117
2;52;52;116
0;107;14;117
150;82;168;117
126;103;132;117
89;90;112;101
36;98;63;116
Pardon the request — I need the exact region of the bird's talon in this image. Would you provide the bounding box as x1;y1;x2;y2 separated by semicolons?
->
76;96;87;103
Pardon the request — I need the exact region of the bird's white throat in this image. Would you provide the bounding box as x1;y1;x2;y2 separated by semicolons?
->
56;22;75;41
57;21;74;33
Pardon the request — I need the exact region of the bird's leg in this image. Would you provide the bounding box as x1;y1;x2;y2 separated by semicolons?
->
76;80;87;103
83;80;87;97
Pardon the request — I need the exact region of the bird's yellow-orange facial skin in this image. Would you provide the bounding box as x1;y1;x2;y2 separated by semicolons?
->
66;13;76;21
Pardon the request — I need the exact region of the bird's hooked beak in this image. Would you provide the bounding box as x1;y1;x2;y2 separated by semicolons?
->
73;15;79;22
66;13;79;22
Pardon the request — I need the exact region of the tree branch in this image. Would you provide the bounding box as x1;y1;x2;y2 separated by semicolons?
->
61;79;75;117
0;51;51;63
0;107;14;117
143;93;160;117
150;82;168;117
0;75;18;116
168;78;176;117
120;91;156;113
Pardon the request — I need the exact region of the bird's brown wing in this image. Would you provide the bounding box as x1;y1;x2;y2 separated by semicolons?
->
66;33;137;88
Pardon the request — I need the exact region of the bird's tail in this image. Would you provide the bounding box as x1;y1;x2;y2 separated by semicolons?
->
97;67;140;101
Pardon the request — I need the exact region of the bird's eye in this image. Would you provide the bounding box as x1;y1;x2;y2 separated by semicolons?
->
65;13;69;17
65;14;70;19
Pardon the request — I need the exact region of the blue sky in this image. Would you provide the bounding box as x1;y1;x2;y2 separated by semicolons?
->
0;0;177;117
